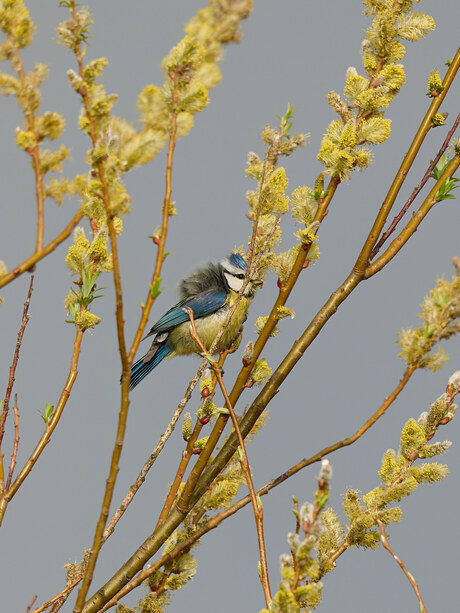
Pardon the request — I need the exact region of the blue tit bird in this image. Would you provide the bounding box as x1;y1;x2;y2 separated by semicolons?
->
129;252;261;390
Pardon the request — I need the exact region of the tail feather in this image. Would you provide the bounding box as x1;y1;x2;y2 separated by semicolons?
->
129;343;171;390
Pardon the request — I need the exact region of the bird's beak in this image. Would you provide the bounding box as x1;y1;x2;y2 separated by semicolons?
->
252;278;263;286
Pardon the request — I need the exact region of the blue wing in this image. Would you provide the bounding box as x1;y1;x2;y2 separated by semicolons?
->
130;291;227;390
129;343;171;390
147;291;227;336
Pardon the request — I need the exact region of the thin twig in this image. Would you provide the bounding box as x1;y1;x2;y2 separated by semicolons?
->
14;59;45;253
365;154;460;278
155;353;226;529
67;0;134;605
155;419;204;529
0;276;33;494
0;210;83;290
25;595;37;613
102;361;205;543
371;110;460;259
0;276;33;445
376;519;427;613
0;326;84;526
5;395;20;490
31;577;82;613
185;307;272;607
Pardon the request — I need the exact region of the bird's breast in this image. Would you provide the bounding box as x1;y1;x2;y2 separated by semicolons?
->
167;293;251;356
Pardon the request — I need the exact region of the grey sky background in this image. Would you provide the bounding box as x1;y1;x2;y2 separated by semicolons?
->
1;1;459;612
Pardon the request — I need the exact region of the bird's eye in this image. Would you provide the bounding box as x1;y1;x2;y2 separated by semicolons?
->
235;273;245;279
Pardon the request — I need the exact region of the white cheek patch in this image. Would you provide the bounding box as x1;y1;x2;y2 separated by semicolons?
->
224;272;244;292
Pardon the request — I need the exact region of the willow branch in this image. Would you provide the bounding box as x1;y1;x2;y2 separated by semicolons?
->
174;203;322;515
5;396;20;491
0;276;33;494
93;364;415;610
128;112;178;362
70;1;130;606
13;58;45;252
186;308;272;606
0;325;83;526
376;519;427;613
371;110;460;259
0;209;83;290
25;596;37;613
354;46;460;274
156;418;205;529
82;350;405;613
31;578;82;613
196;53;460;495
102;361;205;544
83;44;460;613
365;154;460;278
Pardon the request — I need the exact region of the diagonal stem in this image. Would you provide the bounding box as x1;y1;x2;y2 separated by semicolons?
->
376;519;427;613
0;210;83;290
371;110;460;259
185;307;272;607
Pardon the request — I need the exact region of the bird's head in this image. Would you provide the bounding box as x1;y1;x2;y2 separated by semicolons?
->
220;253;263;298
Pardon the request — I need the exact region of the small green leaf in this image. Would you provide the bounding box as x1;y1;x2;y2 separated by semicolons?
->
39;402;55;424
430;153;449;180
435;176;458;202
149;278;163;298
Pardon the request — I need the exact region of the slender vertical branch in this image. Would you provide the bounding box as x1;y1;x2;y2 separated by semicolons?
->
5;396;20;491
129;112;178;361
102;359;205;544
0;276;33;494
185;308;272;607
233;177;339;401
69;0;130;604
376;519;427;613
13;59;46;253
0;325;83;526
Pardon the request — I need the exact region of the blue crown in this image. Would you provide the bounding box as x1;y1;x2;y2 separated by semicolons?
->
227;252;247;270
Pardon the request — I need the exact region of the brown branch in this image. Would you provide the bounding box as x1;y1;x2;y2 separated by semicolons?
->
31;577;82;613
14;59;45;253
376;519;427;613
0;276;33;493
25;595;37;613
174;180;338;517
365;154;460;278
102;359;206;544
194;57;460;500
83;45;460;613
88;352;408;612
0;325;84;526
185;48;460;509
128;111;178;361
156;419;204;529
73;3;184;603
371;110;460;259
0;209;83;290
185;307;272;607
5;395;20;491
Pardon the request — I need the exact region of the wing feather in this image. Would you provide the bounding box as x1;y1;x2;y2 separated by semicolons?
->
146;291;227;337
